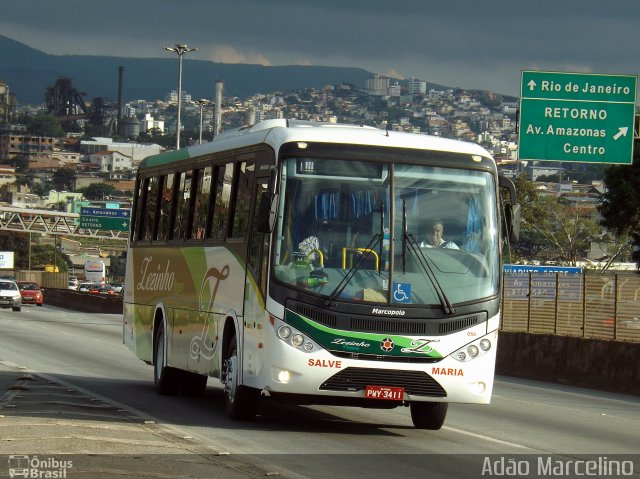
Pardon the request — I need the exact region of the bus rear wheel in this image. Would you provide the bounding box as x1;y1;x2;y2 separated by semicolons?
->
222;334;259;420
410;401;448;430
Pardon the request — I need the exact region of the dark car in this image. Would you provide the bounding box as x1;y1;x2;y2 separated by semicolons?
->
91;285;115;295
16;281;43;306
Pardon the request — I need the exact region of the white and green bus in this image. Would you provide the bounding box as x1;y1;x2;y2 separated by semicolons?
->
123;119;520;429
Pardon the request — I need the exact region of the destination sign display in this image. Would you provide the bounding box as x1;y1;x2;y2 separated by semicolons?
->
518;71;637;165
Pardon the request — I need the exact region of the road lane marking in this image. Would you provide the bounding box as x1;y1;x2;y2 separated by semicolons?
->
443;426;536;450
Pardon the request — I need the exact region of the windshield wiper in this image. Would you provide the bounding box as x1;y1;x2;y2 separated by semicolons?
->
325;233;382;306
401;200;455;314
404;233;456;314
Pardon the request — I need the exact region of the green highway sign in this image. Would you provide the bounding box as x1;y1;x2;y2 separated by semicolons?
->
80;215;130;231
518;71;637;165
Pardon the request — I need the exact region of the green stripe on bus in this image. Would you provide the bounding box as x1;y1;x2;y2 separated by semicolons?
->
284;309;443;359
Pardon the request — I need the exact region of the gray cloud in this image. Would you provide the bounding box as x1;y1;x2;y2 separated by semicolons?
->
2;0;639;96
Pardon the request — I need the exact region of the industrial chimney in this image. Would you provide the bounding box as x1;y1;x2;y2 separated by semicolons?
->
117;66;124;120
214;80;223;136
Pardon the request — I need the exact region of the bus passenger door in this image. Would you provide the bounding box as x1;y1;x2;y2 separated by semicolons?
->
243;156;273;384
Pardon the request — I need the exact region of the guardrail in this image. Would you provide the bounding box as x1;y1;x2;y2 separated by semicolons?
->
43;288;123;314
501;272;640;343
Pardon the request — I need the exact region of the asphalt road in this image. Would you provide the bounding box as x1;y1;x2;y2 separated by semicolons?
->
1;305;639;478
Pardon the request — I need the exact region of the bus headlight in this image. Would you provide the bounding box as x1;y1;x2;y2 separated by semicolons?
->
273;319;318;353
277;326;292;339
452;336;493;362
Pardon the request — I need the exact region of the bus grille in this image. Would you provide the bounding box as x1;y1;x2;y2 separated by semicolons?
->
289;300;485;336
439;316;478;334
319;367;447;397
350;317;427;335
293;303;337;328
330;351;441;363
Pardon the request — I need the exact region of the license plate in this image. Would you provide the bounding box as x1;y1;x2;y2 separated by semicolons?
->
0;300;11;305
365;385;404;401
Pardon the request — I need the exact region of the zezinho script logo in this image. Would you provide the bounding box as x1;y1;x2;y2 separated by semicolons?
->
137;256;175;292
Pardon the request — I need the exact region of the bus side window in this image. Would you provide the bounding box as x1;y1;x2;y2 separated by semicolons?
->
143;176;159;241
209;163;233;241
132;178;146;242
156;173;175;241
173;170;193;240
230;160;254;239
191;166;212;240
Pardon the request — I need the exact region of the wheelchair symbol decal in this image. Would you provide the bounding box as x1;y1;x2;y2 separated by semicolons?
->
393;282;411;303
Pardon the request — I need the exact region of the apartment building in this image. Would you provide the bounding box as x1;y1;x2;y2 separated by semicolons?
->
0;133;56;163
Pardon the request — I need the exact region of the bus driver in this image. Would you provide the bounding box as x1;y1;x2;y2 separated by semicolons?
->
421;219;458;249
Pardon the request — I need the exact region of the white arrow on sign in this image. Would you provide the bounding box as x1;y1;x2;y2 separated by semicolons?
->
528;80;537;91
613;127;629;141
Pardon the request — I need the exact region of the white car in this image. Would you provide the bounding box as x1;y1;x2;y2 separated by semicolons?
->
0;279;22;311
78;282;99;292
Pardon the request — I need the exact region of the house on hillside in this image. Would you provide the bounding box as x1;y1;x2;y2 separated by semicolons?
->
88;149;133;173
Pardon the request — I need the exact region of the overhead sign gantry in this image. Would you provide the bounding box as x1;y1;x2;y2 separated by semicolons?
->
518;71;637;165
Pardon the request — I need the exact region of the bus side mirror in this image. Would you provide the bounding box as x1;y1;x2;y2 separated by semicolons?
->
505;202;521;243
255;192;277;233
498;175;521;243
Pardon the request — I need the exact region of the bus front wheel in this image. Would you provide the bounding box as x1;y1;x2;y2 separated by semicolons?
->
410;401;448;430
154;322;178;395
222;334;259;420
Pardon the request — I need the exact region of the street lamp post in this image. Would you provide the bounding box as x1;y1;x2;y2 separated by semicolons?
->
163;43;197;150
193;99;212;144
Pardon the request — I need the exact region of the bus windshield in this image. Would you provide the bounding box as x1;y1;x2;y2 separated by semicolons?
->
273;157;499;306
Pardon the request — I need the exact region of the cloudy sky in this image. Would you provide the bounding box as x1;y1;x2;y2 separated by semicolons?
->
2;0;640;96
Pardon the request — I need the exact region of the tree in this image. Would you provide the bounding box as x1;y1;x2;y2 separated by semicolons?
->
23;113;65;137
30;244;69;272
30;181;52;197
598;140;640;269
11;154;29;173
0;232;29;268
510;173;605;265
510;174;550;261
52;167;77;191
81;183;115;200
528;198;601;266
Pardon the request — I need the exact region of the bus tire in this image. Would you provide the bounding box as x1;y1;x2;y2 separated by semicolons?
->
154;322;178;395
223;334;259;420
410;401;448;430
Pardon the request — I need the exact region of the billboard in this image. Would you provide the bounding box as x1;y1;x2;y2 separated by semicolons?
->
0;251;15;269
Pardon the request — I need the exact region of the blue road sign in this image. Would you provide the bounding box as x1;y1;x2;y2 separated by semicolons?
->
81;207;130;218
503;264;582;275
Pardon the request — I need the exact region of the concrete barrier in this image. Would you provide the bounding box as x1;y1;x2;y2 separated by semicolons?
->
496;331;640;396
44;288;123;314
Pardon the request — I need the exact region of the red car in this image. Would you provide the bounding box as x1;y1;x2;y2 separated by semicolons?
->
16;281;44;306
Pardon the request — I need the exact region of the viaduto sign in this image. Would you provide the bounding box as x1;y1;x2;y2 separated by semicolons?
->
518;70;637;165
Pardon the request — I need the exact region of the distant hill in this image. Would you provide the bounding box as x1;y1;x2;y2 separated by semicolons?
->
0;35;376;104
